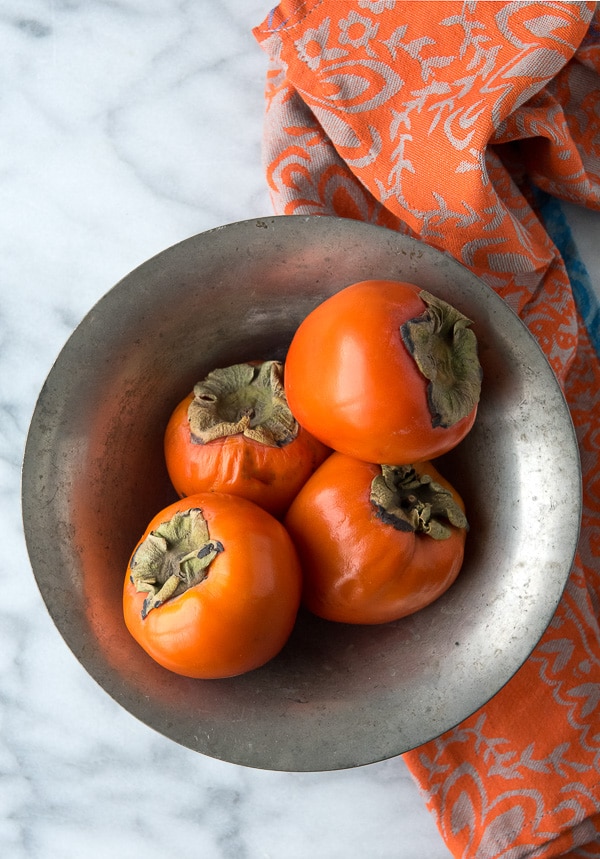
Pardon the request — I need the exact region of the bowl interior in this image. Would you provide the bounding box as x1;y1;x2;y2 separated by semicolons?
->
22;216;581;771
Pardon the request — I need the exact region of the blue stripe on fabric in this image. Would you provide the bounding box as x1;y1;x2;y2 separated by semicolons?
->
533;187;600;358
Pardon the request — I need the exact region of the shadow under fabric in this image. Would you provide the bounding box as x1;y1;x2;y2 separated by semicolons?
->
253;3;600;857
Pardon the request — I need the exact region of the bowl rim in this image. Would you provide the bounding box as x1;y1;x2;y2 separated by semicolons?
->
22;214;582;771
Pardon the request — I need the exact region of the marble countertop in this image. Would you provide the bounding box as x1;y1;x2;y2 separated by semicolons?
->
6;3;600;858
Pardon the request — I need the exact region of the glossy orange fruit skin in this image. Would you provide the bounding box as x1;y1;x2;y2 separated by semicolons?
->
164;392;330;518
284;279;477;464
284;453;467;625
123;493;302;678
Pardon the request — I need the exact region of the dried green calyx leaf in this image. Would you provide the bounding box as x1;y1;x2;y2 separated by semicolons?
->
129;507;224;618
401;290;482;428
370;464;468;540
188;360;298;446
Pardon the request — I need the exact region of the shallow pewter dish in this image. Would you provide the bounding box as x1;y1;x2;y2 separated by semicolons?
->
22;216;581;772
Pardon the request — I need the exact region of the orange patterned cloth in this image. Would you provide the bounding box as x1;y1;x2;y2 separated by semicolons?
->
254;2;600;857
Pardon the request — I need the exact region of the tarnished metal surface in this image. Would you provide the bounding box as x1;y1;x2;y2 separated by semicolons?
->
22;216;581;771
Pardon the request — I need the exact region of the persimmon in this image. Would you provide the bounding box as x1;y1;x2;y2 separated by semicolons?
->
123;493;302;678
284;280;482;464
164;360;330;518
284;452;468;625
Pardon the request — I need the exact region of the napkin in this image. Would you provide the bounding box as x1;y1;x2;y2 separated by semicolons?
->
254;2;600;856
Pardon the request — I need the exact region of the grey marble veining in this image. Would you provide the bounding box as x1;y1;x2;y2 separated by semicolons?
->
4;2;455;857
5;2;600;858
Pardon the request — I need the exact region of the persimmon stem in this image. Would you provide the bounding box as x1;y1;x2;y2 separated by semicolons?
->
188;360;298;446
370;465;468;540
401;290;482;428
129;508;224;618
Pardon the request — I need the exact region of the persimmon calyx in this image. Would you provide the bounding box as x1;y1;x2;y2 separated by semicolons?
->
129;508;223;618
401;290;482;428
188;360;298;446
371;465;468;540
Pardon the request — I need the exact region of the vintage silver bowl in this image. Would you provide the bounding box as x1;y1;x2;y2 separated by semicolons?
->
22;216;581;771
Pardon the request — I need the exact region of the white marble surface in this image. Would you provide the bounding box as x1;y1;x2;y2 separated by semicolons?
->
5;2;600;858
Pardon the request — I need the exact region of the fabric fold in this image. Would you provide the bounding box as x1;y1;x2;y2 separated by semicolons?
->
254;2;600;856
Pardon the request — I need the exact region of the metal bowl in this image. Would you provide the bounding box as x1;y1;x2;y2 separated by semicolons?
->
22;216;581;772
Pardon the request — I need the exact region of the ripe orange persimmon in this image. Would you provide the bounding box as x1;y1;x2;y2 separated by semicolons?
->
284;280;482;464
164;360;330;518
285;452;468;625
123;492;302;678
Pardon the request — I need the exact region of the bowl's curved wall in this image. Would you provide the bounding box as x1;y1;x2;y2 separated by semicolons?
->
22;216;581;771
